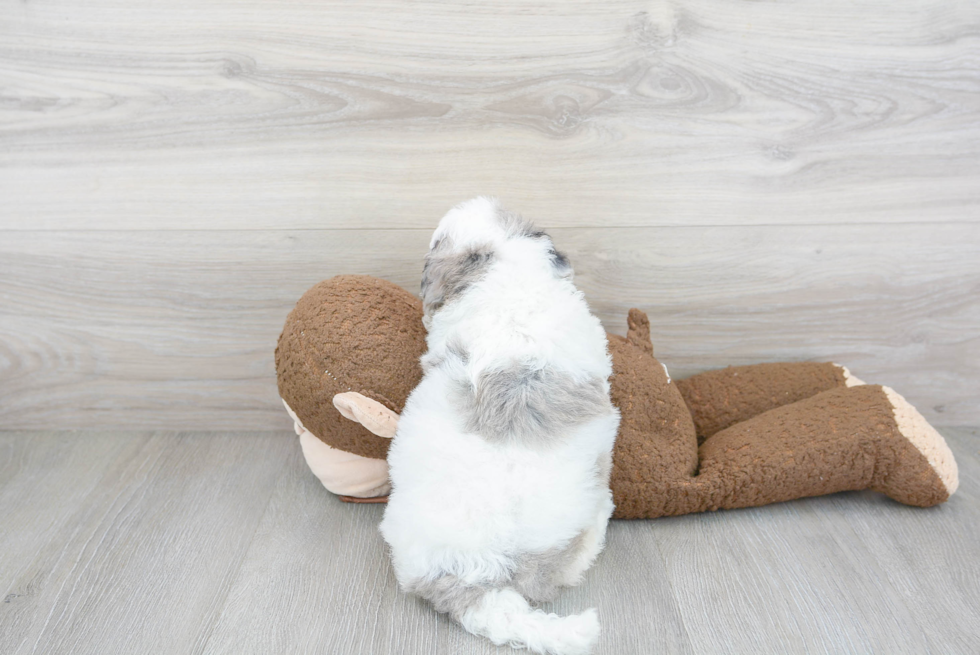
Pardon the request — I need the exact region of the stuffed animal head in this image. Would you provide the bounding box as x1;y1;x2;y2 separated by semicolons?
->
275;275;427;496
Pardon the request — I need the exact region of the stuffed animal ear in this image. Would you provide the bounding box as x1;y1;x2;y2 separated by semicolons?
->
332;392;400;439
626;308;654;356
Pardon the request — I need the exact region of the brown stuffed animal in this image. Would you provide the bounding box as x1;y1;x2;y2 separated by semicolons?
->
275;275;426;500
276;275;958;518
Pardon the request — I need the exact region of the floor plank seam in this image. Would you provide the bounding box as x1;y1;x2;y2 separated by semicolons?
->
194;435;293;655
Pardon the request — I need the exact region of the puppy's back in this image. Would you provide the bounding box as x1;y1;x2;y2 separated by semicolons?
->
381;198;618;655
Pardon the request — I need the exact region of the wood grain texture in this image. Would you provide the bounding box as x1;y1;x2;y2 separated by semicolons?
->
1;428;978;654
201;439;515;655
2;2;978;428
1;1;979;229
2;224;978;429
3;3;977;649
0;431;292;655
0;432;152;604
831;457;980;652
205;442;695;655
654;499;935;652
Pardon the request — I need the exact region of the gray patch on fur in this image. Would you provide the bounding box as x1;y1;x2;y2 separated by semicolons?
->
454;364;612;446
421;339;469;373
513;532;588;603
407;575;489;620
495;207;544;239
596;450;613;486
420;351;442;373
548;246;572;278
407;532;588;616
420;238;494;317
446;339;469;363
493;206;572;279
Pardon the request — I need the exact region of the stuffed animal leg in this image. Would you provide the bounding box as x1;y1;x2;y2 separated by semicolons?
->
695;384;959;510
625;307;867;441
675;361;865;442
332;375;958;519
609;310;959;518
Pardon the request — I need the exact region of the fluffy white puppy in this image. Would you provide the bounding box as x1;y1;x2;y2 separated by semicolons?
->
379;197;620;655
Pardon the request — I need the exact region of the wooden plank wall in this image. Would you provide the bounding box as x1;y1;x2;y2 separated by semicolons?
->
2;0;978;430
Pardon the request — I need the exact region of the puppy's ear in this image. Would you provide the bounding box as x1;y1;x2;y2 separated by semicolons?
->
420;239;494;317
522;228;572;281
548;244;573;280
420;247;446;317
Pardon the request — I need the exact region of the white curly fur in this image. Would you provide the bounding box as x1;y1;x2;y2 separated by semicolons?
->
380;197;618;655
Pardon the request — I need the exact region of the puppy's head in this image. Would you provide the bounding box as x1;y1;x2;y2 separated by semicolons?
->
421;197;572;324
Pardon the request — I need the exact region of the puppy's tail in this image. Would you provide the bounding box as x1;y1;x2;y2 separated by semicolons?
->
459;587;600;655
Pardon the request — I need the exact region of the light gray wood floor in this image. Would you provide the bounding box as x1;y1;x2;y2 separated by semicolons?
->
1;428;977;655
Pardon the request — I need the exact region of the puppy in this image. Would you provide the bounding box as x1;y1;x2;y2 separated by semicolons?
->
379;198;619;655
